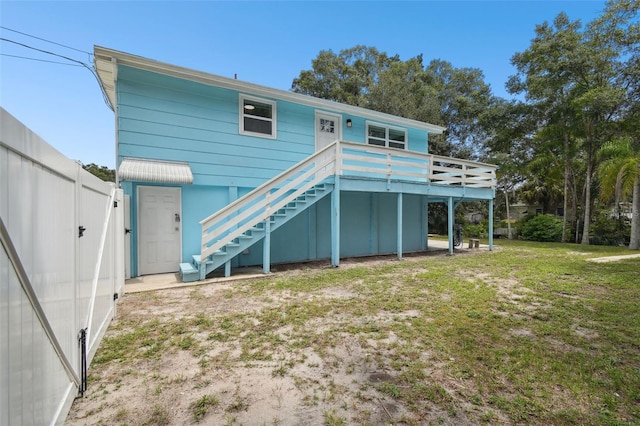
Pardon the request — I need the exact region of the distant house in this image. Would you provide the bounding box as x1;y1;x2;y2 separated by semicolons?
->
610;202;633;220
465;211;484;224
94;46;497;282
509;203;544;221
508;203;563;221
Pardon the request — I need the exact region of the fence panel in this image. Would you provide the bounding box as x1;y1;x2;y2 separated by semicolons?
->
0;107;124;425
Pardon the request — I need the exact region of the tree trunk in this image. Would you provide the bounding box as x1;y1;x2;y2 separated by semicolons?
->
630;174;640;250
581;163;593;244
581;136;593;245
504;187;512;239
562;134;570;243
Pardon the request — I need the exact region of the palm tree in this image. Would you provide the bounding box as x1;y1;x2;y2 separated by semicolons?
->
598;138;640;250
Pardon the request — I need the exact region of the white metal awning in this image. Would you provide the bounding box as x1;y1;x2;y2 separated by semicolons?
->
118;158;193;184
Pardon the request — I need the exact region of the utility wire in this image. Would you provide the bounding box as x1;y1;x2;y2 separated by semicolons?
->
0;25;92;56
1;53;84;67
0;37;113;111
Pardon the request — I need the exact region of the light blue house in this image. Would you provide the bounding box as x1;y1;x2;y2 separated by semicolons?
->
94;46;497;282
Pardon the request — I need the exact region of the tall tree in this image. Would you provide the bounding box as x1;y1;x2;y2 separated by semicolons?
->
291;46;398;106
598;138;640;249
507;0;639;244
292;47;496;159
83;163;115;182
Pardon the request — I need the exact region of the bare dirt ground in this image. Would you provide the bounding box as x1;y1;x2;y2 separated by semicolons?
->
66;249;502;426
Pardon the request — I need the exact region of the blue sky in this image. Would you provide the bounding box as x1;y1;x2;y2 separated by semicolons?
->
1;1;607;168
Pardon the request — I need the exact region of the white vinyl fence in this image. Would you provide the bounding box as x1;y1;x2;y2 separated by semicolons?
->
0;108;124;425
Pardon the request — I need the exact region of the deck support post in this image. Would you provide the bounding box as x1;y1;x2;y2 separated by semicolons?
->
263;219;271;274
224;260;231;277
423;197;429;250
331;177;341;267
397;192;403;259
447;197;454;255
488;198;494;251
229;186;239;269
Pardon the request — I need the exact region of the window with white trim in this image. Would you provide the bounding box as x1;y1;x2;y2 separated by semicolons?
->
366;122;407;149
239;94;276;138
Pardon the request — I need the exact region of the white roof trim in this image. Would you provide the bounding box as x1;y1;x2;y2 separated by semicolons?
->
94;46;446;135
118;158;193;184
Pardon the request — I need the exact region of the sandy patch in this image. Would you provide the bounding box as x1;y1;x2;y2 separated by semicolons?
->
586;253;640;263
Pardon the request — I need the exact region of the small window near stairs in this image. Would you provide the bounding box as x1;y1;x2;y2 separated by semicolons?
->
239;94;277;138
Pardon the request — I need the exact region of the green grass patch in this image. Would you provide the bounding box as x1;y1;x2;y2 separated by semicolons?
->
190;394;219;421
92;240;639;425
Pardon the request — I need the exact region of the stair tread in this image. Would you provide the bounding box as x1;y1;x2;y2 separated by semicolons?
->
192;254;212;265
180;262;197;273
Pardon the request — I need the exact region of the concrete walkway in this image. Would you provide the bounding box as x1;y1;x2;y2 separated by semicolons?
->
125;267;265;293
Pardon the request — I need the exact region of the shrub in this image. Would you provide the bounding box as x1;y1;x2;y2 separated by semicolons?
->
590;209;630;246
464;223;488;238
521;214;563;242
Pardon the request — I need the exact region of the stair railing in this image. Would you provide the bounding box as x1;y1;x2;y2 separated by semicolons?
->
200;141;338;259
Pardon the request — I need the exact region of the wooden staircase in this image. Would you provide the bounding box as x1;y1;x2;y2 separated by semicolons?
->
179;184;333;282
180;142;339;282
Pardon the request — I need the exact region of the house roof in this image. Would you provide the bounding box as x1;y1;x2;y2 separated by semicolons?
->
93;46;446;135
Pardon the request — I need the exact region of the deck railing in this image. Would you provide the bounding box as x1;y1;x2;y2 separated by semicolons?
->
339;141;496;188
200;140;496;259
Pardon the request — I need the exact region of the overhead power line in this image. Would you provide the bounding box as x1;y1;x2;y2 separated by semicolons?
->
1;53;84;67
0;25;92;56
0;37;112;111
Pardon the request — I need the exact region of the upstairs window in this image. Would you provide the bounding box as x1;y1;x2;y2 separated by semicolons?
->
240;94;276;138
366;122;406;149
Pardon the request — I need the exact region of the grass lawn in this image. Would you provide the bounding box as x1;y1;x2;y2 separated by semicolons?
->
67;240;639;425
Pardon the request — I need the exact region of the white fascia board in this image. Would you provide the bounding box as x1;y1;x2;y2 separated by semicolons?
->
93;46;446;134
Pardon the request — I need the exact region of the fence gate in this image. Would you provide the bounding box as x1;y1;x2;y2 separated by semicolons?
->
0;107;124;425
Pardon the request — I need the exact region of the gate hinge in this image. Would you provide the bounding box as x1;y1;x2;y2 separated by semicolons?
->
113;293;119;301
114;201;118;208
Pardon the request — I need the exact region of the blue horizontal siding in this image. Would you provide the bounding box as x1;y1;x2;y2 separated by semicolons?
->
117;65;315;188
408;128;428;153
118;119;311;156
118;132;308;162
117;66;432;191
181;185;231;262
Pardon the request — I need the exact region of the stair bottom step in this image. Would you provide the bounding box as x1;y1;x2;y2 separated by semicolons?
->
180;262;199;283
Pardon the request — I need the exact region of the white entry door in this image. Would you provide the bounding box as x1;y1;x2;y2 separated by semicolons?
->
137;186;182;275
315;111;342;174
315;111;342;151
